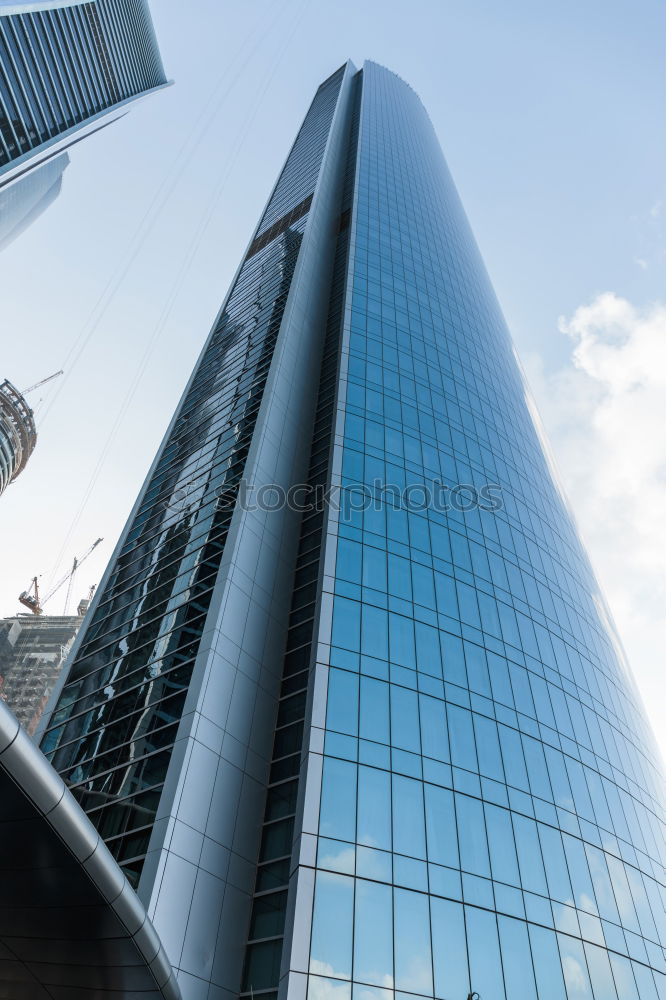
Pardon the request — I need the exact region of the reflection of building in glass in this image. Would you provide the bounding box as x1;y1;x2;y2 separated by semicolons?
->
0;0;168;246
0;150;68;249
0;378;36;494
24;61;666;1000
0;604;88;736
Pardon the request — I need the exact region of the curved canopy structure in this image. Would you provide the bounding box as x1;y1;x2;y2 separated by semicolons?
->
0;699;180;999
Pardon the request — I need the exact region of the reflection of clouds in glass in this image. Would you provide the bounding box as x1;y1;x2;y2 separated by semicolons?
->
319;869;350;887
579;892;598;915
606;856;638;928
554;904;580;935
562;955;590;995
609;954;640;1000
356;846;391;881
310;872;354;981
397;956;432;995
585;848;618;921
308;968;352;1000
353;981;393;1000
318;844;356;875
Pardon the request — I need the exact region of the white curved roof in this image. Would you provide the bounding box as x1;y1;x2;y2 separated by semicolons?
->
0;700;180;999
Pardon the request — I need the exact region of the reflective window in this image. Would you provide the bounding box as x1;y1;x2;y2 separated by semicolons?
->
307;58;666;1000
0;1;166;168
311;873;354;980
353;880;392;987
394;889;433;995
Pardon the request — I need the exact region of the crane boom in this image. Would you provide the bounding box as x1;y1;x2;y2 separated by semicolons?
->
20;370;64;395
18;538;103;615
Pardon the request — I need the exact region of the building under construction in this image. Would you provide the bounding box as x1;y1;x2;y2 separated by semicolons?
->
0;599;90;738
0;379;36;495
0;372;65;496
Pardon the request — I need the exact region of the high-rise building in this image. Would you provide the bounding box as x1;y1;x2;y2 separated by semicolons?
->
0;378;36;494
0;0;167;244
0;606;87;737
5;59;663;1000
0;150;68;248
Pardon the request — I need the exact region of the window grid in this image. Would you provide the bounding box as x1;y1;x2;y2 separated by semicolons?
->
305;62;666;1000
42;66;347;887
241;71;362;998
0;0;165;170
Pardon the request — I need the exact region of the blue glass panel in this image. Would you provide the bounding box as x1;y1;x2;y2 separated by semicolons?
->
584;942;619;1000
465;907;506;1000
304;60;666;1000
393;888;433;995
353;880;393;987
320;757;357;842
608;954;640;1000
327;669;360;737
424;784;458;869
430;897;468;999
528;924;568;1000
513;813;548;895
310;872;354;980
557;934;593;998
357;766;391;851
393;775;426;858
456;795;490;878
498;915;537;999
485;803;520;887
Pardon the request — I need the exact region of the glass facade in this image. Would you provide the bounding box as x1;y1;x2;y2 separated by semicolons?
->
41;65;348;889
38;60;666;1000
304;62;666;1000
241;69;363;999
0;148;68;248
0;0;166;178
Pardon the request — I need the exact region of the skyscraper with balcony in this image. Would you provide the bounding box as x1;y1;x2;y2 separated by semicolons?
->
15;60;666;1000
0;0;167;244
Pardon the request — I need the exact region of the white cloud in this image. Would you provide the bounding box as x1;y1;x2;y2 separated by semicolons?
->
318;844;356;874
308;970;351;1000
524;293;666;763
649;199;662;219
635;257;648;270
562;955;590;994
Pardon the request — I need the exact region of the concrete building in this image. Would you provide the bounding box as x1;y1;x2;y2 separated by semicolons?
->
0;606;86;736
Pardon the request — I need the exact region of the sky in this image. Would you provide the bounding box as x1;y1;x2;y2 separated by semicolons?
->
1;0;665;754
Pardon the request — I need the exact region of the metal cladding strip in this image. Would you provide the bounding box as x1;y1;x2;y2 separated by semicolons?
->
0;699;181;1000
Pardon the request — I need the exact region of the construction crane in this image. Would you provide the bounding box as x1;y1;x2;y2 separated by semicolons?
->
19;538;103;616
76;584;97;618
20;371;63;396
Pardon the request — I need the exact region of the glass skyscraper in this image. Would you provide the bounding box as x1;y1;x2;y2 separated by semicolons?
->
0;0;167;225
0;149;68;248
35;61;666;1000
